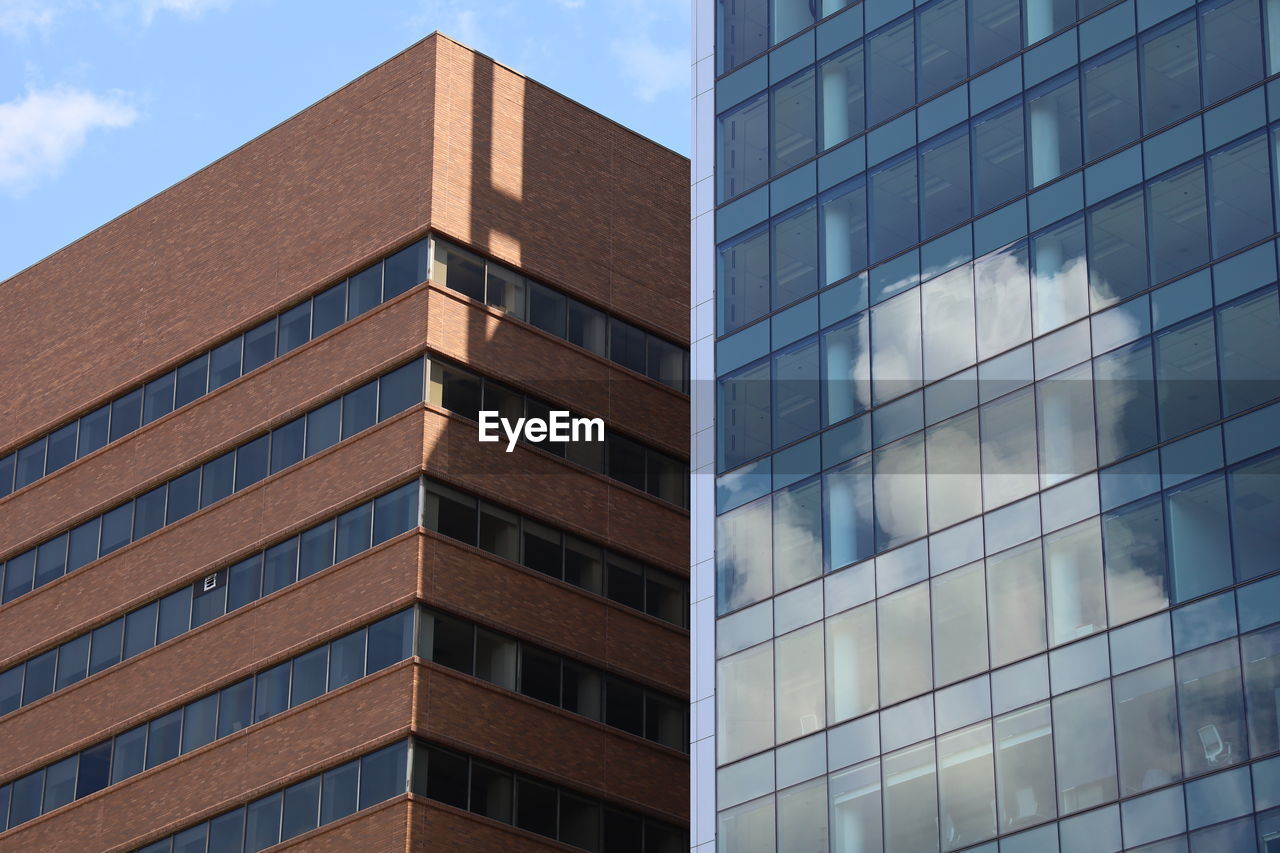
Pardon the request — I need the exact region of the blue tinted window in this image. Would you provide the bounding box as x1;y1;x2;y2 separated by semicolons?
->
262;539;298;596
99;502;133;555
378;360;423;420
109;388;142;441
166;468;201;523
269;417;305;472
341;382;378;438
142;372;176;425
867;17;915;126
311;282;346;337
305;399;341;456
174;354;209;409
78;404;110;457
200;451;235;506
208;337;242;391
348;265;382;318
234;435;269;490
242;319;276;373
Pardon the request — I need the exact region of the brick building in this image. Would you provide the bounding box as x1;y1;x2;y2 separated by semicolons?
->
0;34;689;852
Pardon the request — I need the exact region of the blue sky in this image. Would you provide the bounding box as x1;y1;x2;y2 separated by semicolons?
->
0;0;690;282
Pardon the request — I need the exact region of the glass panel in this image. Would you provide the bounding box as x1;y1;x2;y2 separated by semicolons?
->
1094;340;1158;465
112;726;147;783
879;582;932;705
269;417;304;473
870;155;919;263
1114;660;1183;795
884;742;939;853
1230;451;1280;581
1084;45;1141;160
922;264;975;382
1142;18;1201;132
938;722;997;851
432;240;484;300
718;226;770;334
1202;0;1264;103
988;541;1048;667
871;287;922;405
245;792;282;853
717;0;767;73
772;71;816;175
1044;518;1106;645
919;0;967;98
1147;163;1209;283
328;631;366;690
348;265;382;316
776;623;825;743
1219;289;1280;417
341;381;378;439
1242;624;1280;757
291;646;328;707
822;313;870;425
821;179;868;287
312;282;346;337
920;129;971;239
995;702;1057;831
773;337;820;446
970;0;1021;73
527;280;566;338
1210;133;1273;258
933;562;988;685
1166;474;1233;602
253;661;290;722
971;100;1026;214
242;319;276;372
142;373;176;425
980;387;1039;510
868;18;915;125
777;778;828;852
334;501;373;562
1103;495;1169;625
320;761;359;824
974;242;1031;361
718;795;775;853
182;694;218;753
772;203;819;308
772;478;823;593
1177;639;1247;776
1031;217;1088;335
717;494;773;614
383;238;426;299
281;777;320;841
926;409;982;532
821;44;865;150
1052;682;1118;814
484;262;524;318
824;453;874;570
717;641;774;764
217;678;253;738
146;709;182;768
873;432;927;551
1029;74;1082;187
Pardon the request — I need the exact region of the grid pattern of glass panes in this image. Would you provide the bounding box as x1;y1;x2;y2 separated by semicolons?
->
707;0;1280;850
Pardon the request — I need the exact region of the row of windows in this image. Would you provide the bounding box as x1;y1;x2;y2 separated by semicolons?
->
719;612;1280;846
429;360;689;507
129;741;408;853
718;0;1122;76
718;753;1280;852
0;359;425;607
719;0;1269;202
410;741;686;853
122;739;686;853
721;98;1279;337
721;290;1279;574
0;468;690;719
0;346;688;610
430;238;689;393
0;481;420;720
420;608;687;751
719;500;1280;771
423;480;688;627
0;239;429;502
0;603;686;835
0;611;414;834
721;242;1278;482
719;405;1278;633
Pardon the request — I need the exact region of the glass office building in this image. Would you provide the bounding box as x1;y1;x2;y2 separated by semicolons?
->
690;0;1280;851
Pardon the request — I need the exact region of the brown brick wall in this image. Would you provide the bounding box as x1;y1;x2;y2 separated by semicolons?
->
0;666;414;853
414;664;687;821
0;32;688;849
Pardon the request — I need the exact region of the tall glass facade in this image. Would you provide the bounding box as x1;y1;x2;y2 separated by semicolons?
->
691;1;1280;851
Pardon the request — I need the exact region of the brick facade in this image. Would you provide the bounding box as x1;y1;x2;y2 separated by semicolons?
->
0;33;688;852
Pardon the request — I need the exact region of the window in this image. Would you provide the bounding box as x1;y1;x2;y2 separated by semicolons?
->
717;642;773;764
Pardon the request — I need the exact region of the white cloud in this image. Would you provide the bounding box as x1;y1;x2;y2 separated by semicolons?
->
610;33;685;102
0;87;137;194
0;0;56;38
